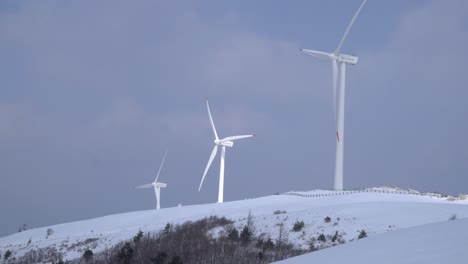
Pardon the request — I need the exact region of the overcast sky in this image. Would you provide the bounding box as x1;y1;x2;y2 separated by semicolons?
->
1;0;467;236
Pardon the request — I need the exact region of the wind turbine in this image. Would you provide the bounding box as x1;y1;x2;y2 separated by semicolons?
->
135;150;168;210
301;0;367;191
199;99;255;203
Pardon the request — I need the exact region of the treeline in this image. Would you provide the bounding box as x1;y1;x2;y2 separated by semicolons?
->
8;213;358;264
78;214;307;264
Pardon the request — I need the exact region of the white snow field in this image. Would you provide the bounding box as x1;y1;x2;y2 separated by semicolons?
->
1;188;468;261
275;217;468;264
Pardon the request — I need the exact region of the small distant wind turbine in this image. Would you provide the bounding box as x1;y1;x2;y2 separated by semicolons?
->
135;150;168;210
199;99;255;203
301;0;367;191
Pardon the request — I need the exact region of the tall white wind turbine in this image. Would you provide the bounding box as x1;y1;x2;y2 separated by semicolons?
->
301;0;367;191
135;150;168;210
199;99;255;203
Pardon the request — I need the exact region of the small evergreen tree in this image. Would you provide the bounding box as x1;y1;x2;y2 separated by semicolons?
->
227;227;239;241
246;210;256;236
240;225;252;244
118;242;134;263
331;231;338;242
163;223;172;235
82;249;94;263
292;220;305;232
133;230;144;244
46;228;54;237
324;216;331;223
317;233;326;242
358;230;367;239
4;250;12;260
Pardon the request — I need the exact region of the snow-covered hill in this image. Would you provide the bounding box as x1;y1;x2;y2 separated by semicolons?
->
1;188;468;262
275;217;468;264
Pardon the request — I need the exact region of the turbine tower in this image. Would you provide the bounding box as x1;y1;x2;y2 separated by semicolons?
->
301;0;367;191
135;150;168;209
199;99;255;203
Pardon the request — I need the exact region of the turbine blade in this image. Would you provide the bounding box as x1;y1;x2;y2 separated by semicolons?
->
206;98;219;140
221;134;255;142
135;183;153;189
199;145;218;191
332;60;338;126
155;150;168;182
300;49;331;60
334;0;367;55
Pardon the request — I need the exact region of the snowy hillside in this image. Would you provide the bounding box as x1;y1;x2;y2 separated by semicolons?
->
275;217;468;264
1;188;468;262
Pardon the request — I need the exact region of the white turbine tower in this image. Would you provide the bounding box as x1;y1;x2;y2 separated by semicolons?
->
135;150;168;210
301;0;367;191
199;99;255;203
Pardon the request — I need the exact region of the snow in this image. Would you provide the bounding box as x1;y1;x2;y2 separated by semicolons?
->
275;217;468;264
1;188;468;261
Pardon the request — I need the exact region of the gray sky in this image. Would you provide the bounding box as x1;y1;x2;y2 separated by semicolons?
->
1;0;467;236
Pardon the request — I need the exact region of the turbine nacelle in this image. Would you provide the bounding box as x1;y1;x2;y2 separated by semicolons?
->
337;54;358;65
214;139;234;147
300;49;358;65
155;182;167;188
